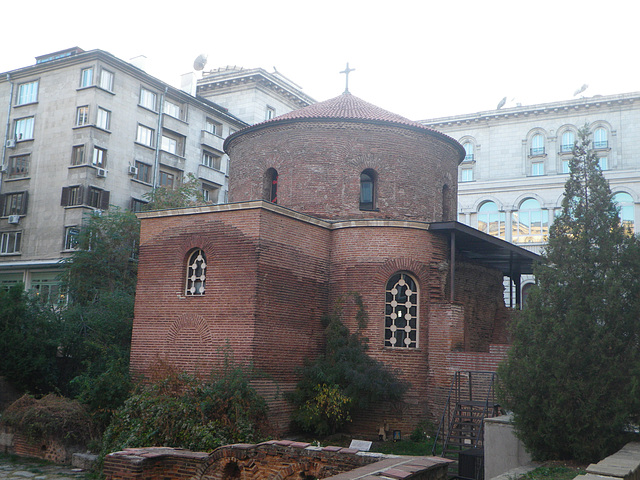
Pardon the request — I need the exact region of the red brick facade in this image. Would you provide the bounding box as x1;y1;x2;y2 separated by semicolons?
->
131;93;513;435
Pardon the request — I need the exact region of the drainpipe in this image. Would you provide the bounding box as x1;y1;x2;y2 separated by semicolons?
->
2;74;15;185
152;87;168;188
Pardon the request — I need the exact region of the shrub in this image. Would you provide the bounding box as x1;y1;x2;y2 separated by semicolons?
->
288;293;407;435
101;365;268;456
1;394;97;446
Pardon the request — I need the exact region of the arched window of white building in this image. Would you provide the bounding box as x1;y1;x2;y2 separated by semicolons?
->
594;127;608;149
512;198;549;244
478;201;506;239
613;192;634;234
561;131;575;153
531;134;545;156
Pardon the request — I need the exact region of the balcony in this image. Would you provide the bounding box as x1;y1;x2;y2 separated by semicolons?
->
200;130;224;150
197;164;225;186
162;115;189;136
529;147;545;156
159;151;185;171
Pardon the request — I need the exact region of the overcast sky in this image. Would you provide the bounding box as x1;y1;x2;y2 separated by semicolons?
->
3;0;639;120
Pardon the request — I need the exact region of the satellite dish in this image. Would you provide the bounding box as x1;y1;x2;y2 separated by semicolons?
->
573;84;588;96
193;54;208;71
497;97;507;110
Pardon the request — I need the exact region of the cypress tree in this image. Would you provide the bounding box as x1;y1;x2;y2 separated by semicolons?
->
499;125;640;462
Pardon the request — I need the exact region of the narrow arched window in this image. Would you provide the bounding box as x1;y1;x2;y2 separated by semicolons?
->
613;192;634;234
359;169;376;211
594;128;608;149
185;249;206;296
385;272;418;348
478;201;506;239
264;168;278;204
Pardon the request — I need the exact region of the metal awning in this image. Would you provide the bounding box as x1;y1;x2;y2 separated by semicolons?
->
429;221;541;307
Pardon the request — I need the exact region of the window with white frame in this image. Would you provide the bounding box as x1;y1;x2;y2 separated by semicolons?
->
92;147;107;168
17;81;38;105
161;135;177;155
30;273;64;305
561;131;575;153
8;155;29;178
100;69;114;91
478;201;506;239
0;232;21;254
265;106;276;120
384;272;418;348
561;159;570;174
80;67;93;87
202;150;221;170
71;145;85;166
463;142;474;161
530;133;545;156
205;118;222;136
163;99;183;119
185;249;206;296
461;167;474;182
64;226;80;250
76;106;89;126
598;156;608;171
96;107;110;130
512;198;549;244
594;127;608;149
531;162;544;176
14;117;34;141
139;87;157;110
161;131;184;156
136;125;154;147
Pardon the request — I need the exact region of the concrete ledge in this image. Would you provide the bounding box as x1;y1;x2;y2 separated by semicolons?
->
586;443;640;480
489;463;539;480
72;453;99;470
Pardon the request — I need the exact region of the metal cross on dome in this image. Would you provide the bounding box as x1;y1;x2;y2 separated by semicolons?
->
340;63;355;94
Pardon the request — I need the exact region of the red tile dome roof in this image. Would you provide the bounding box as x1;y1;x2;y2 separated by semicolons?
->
224;93;464;160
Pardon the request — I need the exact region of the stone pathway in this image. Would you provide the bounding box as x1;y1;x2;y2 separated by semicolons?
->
0;457;88;480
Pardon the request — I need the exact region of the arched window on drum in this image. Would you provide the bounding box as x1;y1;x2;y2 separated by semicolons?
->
385;272;418;348
185;249;206;296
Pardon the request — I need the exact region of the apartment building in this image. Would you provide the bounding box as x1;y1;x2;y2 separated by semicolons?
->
0;47;247;300
421;91;640;298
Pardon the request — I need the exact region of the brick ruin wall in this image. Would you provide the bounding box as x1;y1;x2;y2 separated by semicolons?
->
103;442;453;480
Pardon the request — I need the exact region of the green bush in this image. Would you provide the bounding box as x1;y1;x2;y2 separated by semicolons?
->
288;293;407;435
101;365;268;456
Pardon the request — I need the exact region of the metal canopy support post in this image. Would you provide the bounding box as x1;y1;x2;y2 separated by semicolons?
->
450;231;456;303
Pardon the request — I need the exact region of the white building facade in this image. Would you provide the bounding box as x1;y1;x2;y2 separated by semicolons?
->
0;48;247;299
422;92;640;298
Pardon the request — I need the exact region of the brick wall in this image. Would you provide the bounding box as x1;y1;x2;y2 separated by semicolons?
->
227;121;459;223
0;426;83;464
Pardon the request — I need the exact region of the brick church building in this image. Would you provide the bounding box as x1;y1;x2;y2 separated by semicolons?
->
130;92;537;435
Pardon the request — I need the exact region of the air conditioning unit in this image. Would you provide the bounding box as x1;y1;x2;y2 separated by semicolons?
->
0;164;7;173
128;165;138;175
8;215;20;225
96;167;107;178
5;139;16;149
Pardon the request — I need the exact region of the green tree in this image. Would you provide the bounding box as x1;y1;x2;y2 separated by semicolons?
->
499;125;640;462
0;284;61;393
288;293;407;435
143;173;207;211
61;208;140;305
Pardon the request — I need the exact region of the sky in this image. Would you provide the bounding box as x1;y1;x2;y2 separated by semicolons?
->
3;0;639;120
